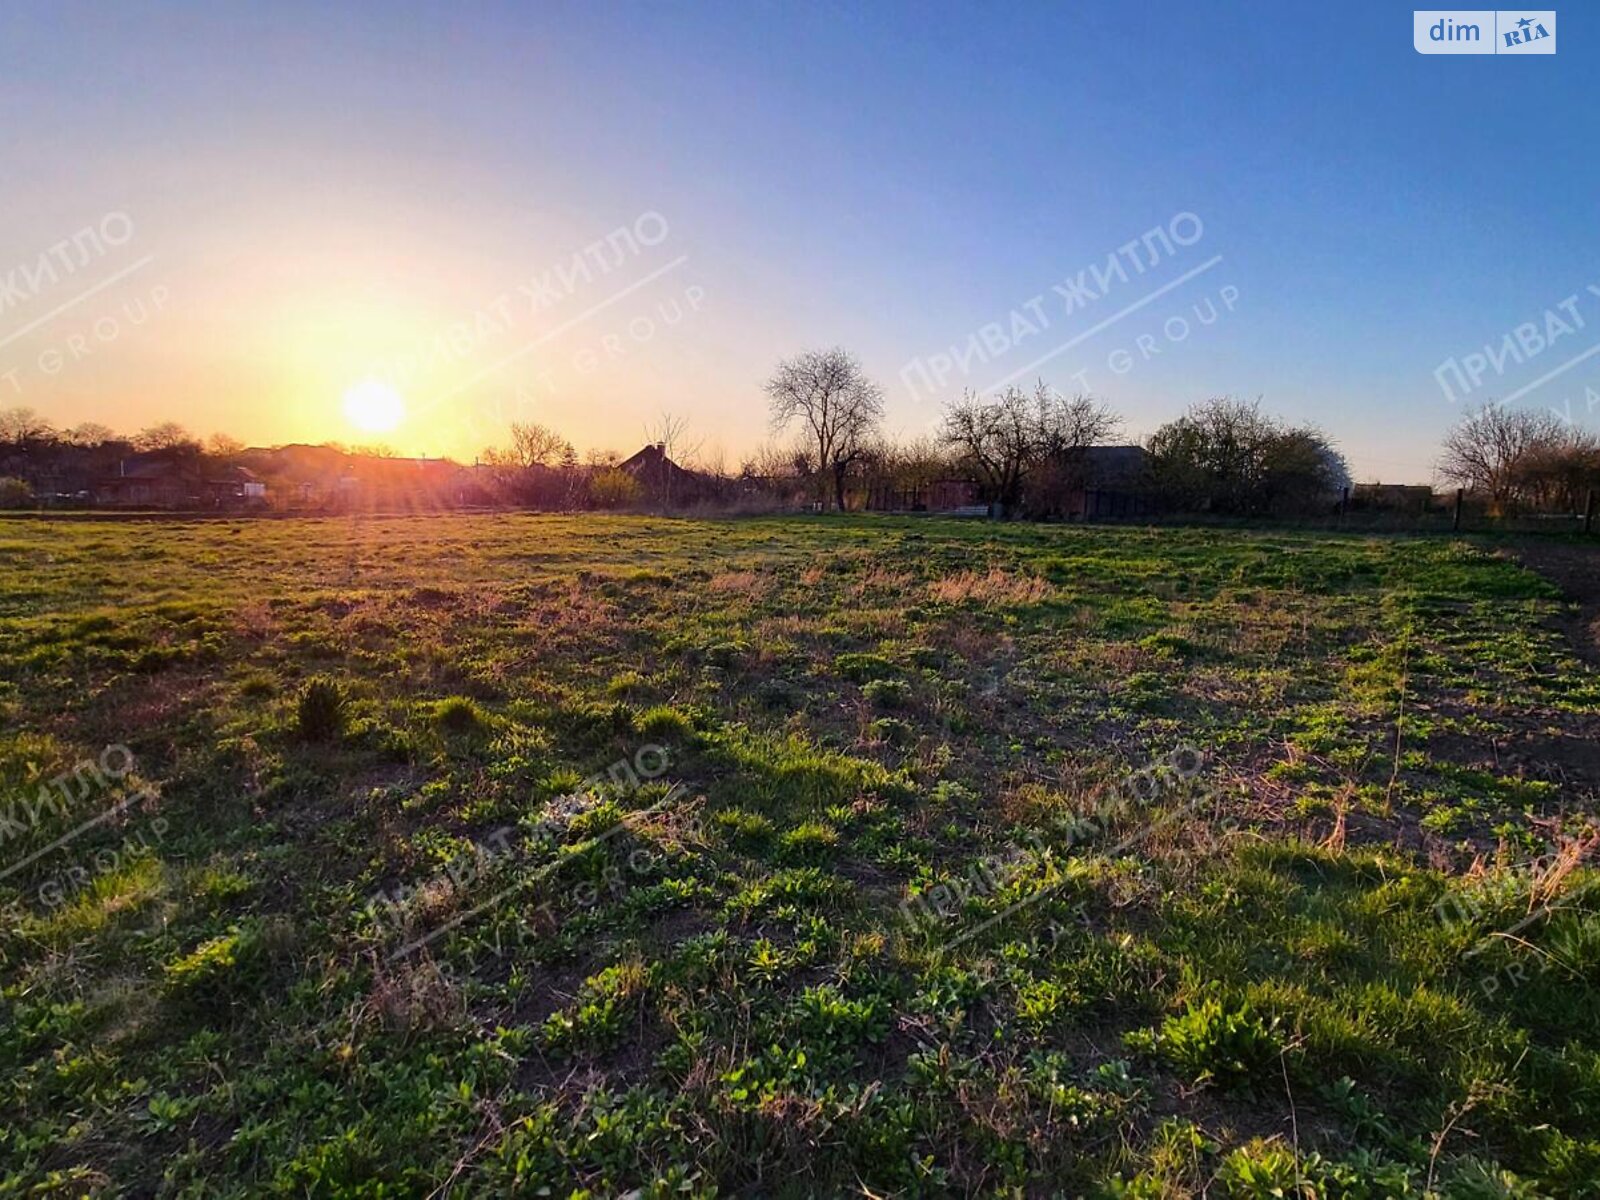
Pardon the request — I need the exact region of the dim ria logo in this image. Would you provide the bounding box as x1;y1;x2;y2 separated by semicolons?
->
1414;11;1555;54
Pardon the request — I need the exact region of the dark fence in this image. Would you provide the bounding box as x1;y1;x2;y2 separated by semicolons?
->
1065;486;1600;538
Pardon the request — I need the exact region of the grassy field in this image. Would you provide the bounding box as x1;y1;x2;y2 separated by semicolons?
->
2;513;1599;1197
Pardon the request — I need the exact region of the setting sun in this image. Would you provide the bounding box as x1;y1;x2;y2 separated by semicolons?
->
341;381;406;434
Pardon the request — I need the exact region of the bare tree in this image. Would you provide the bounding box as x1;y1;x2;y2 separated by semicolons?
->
1438;403;1566;511
866;434;951;510
64;422;117;447
693;441;729;479
134;421;201;454
643;411;700;463
0;407;55;444
481;421;573;473
941;386;1037;515
206;432;246;459
939;382;1115;515
477;421;576;507
1037;391;1121;458
1515;428;1600;512
1033;389;1122;508
765;348;883;510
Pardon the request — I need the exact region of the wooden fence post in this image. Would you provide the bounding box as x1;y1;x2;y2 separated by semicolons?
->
1452;488;1464;532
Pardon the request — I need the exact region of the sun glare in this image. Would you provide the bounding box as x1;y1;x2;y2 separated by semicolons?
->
341;381;406;434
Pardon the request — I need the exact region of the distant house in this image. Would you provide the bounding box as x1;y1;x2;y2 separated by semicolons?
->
96;454;267;509
1;437;132;504
1352;482;1434;514
203;466;267;507
237;444;462;510
618;443;718;506
96;454;201;509
1050;445;1153;519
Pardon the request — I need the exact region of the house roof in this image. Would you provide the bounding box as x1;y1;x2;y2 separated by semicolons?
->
1072;445;1149;484
619;443;701;486
100;452;202;481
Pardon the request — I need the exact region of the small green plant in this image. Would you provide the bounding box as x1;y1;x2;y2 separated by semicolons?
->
238;671;277;699
715;808;775;847
296;678;345;742
1136;998;1281;1090
0;476;34;508
790;983;890;1049
1217;1142;1421;1198
1015;977;1080;1033
541;962;649;1055
1215;1142;1303;1197
706;640;748;668
870;717;914;746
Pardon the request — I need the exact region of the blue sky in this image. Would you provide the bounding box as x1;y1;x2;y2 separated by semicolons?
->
1;1;1593;479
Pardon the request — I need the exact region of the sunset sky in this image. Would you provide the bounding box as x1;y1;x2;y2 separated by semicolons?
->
2;1;1593;480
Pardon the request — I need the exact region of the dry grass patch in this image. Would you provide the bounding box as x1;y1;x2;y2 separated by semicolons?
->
708;570;772;598
928;568;1050;606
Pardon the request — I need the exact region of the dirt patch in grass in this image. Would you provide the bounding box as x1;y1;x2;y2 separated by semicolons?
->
1507;539;1600;662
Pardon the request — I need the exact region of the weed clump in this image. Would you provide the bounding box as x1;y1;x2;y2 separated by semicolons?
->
1131;998;1282;1090
715;808;774;848
637;704;693;738
164;917;293;1018
870;717;914;746
296;678;345;742
432;695;487;736
834;652;896;683
863;678;910;709
780;820;839;863
238;671;276;699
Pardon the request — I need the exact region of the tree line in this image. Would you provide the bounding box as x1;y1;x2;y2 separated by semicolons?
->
759;347;1350;517
1437;402;1600;515
4;354;1596;519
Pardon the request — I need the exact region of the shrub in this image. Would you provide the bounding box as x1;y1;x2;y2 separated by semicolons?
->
863;678;911;709
0;477;34;508
589;468;642;510
296;678;345;743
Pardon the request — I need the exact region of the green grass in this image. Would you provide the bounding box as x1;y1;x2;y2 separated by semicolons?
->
1;513;1597;1196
